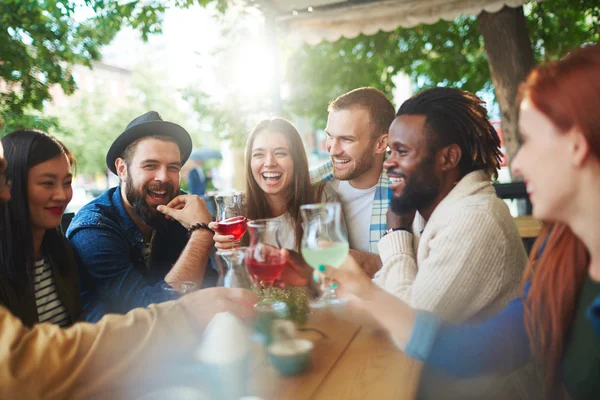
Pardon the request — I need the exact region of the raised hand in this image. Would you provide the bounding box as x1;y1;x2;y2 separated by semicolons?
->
208;221;237;250
320;254;377;303
157;195;212;229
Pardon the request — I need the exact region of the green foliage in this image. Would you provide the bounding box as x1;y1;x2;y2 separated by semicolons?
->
0;0;226;124
286;0;600;127
182;87;262;149
51;89;121;176
0;111;58;136
526;0;600;60
270;287;311;326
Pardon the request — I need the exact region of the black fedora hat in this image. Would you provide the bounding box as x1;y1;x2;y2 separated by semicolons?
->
106;111;193;174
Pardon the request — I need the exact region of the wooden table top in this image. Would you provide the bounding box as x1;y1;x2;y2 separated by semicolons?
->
514;215;542;238
247;307;423;400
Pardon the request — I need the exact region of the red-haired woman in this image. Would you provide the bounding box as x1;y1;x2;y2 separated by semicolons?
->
321;43;600;399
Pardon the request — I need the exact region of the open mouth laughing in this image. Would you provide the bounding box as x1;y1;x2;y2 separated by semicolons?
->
261;171;283;185
145;184;173;206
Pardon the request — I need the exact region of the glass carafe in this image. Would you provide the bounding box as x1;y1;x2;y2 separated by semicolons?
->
215;247;254;290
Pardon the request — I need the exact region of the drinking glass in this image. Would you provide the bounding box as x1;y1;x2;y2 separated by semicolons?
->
300;203;349;308
161;281;197;300
213;191;247;243
245;219;287;313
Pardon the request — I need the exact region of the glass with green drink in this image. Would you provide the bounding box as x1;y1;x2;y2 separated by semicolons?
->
300;202;349;308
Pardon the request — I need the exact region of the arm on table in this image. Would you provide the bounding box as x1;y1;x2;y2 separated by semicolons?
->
418;294;530;377
362;291;530;377
0;302;196;399
0;287;257;399
323;255;530;378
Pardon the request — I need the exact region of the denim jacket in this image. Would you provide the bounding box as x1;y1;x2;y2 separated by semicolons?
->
67;187;212;322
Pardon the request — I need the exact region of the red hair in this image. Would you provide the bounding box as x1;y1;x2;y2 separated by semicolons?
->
520;43;600;391
523;224;588;391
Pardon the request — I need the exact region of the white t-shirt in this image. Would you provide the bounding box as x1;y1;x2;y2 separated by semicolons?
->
330;180;377;252
268;213;297;251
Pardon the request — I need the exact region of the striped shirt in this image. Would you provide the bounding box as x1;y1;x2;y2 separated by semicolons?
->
34;258;70;327
310;159;392;254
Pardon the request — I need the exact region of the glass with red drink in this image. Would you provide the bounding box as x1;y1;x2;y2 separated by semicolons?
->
216;216;248;241
246;248;286;286
214;192;247;243
245;219;287;313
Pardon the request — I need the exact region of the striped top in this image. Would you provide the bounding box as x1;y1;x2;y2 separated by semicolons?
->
34;258;70;327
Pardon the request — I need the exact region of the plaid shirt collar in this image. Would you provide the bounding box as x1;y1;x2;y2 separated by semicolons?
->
310;159;391;254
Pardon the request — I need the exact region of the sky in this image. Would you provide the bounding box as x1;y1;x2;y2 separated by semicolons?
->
100;4;273;101
97;2;414;108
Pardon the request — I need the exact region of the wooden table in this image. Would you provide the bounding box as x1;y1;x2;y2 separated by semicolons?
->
514;215;542;238
246;307;423;400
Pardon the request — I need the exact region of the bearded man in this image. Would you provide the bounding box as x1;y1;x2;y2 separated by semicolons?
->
374;87;526;323
68;111;217;321
310;87;395;277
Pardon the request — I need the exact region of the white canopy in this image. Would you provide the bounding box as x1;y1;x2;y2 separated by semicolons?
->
240;0;534;44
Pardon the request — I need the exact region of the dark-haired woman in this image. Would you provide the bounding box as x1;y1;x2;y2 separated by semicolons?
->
0;130;81;327
321;43;600;398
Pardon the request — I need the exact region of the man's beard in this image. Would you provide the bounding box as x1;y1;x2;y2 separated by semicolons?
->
332;141;377;181
125;174;176;229
390;156;440;214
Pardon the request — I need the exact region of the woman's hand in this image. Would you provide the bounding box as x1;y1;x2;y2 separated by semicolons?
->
320;254;377;303
321;255;417;350
208;221;237;250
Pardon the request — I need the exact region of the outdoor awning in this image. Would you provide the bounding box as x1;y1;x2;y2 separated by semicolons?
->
240;0;534;44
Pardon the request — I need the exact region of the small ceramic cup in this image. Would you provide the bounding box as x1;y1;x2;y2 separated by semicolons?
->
267;339;314;376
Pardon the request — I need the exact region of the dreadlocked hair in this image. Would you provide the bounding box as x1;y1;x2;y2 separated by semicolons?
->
397;87;503;179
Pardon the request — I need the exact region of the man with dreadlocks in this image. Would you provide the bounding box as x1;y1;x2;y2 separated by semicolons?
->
373;87;526;323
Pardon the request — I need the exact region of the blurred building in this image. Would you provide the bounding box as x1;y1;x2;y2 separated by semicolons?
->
45;61;133;114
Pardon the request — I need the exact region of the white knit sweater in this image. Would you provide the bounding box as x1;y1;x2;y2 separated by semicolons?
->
373;170;527;322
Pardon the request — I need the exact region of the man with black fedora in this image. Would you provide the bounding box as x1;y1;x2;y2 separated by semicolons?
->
68;111;218;322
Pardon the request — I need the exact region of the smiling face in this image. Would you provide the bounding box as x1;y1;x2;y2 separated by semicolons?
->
511;97;579;221
384;115;441;214
117;137;181;228
250;130;294;201
27;154;73;231
325;108;380;181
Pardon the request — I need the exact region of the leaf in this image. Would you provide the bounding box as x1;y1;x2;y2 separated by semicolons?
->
285;0;600;127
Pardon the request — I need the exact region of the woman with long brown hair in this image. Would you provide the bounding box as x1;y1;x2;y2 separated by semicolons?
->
319;42;600;398
209;118;335;284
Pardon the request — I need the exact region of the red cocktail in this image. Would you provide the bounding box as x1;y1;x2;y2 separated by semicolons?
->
216;216;248;241
245;219;287;313
245;257;285;286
